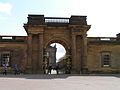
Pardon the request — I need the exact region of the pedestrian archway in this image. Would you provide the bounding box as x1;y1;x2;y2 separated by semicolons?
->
43;40;71;74
24;14;91;74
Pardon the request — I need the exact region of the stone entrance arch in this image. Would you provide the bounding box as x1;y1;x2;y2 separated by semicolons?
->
44;37;70;50
43;38;71;74
24;14;91;74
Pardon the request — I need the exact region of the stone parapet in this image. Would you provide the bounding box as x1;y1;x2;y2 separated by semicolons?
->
25;14;88;26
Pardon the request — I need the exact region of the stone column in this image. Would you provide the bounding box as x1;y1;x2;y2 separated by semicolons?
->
38;33;44;73
26;33;33;73
71;34;77;73
82;32;88;73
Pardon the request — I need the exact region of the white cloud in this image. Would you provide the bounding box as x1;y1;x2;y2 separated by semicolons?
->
0;15;7;20
0;2;12;15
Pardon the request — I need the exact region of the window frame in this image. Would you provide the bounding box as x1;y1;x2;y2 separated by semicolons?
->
0;51;11;67
101;51;111;67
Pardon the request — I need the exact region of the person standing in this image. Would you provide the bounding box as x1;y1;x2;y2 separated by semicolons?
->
56;65;59;75
3;65;7;75
14;64;19;75
48;65;52;74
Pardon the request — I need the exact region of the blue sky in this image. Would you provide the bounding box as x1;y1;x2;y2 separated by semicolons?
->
0;0;120;60
0;0;120;37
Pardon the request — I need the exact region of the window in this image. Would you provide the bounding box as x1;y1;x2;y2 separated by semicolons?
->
101;52;110;67
0;52;11;66
2;37;12;39
100;38;110;41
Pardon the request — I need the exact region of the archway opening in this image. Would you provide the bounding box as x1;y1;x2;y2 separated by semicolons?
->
50;43;66;63
43;42;71;74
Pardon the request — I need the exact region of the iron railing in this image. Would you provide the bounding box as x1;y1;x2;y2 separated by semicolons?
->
45;17;69;23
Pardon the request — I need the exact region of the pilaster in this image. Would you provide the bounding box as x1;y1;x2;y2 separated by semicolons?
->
38;33;44;73
26;33;32;73
82;31;88;73
27;34;32;65
71;34;77;73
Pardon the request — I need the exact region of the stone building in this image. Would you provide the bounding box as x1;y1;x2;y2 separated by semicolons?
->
0;14;120;74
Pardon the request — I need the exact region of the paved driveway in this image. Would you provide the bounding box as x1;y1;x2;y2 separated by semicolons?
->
0;74;120;90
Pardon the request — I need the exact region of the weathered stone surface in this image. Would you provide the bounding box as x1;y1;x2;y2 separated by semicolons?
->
0;41;27;72
87;37;120;73
1;14;120;74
